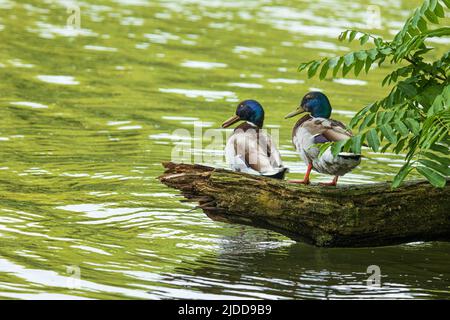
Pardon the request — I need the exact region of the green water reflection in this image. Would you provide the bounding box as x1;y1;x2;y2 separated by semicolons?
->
0;0;449;299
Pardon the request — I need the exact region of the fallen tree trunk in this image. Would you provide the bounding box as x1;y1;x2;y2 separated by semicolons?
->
158;162;450;247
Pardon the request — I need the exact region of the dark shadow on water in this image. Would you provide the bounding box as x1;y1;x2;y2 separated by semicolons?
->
171;226;450;299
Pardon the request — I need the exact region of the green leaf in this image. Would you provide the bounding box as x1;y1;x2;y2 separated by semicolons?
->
434;2;445;17
379;47;392;55
339;30;349;41
429;0;438;11
351;135;362;154
424;9;439;23
308;61;321;78
331;140;347;157
298;62;311;72
344;53;354;66
374;38;382;47
405;118;421;135
383;111;396;124
354;59;365;76
380;124;398;144
319;62;330;80
318;142;333;157
376;111;386;126
349;104;371;128
349;30;358;42
420;0;430;15
426;27;450;37
367;48;378;60
394;119;410;136
393;137;407;154
421;126;448;149
359;113;376;131
417;17;428;32
419;159;450;176
360;34;370;45
417;166;446;188
391;163;412;188
332;57;344;77
430;143;449;155
443;0;450;9
355;51;368;61
380;142;392;153
342;63;353;77
428;85;450;115
327;57;340;69
382;74;391;87
365;56;373;73
423;151;450;167
398;82;417;98
366;128;380;152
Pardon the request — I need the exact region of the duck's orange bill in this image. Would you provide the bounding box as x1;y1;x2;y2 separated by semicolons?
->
222;115;241;128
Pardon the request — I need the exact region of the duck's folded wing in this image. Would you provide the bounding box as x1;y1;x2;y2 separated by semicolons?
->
314;119;362;160
320;119;353;142
261;131;284;168
330;119;353;134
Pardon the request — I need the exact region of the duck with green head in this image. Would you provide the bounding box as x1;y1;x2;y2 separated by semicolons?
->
222;100;287;179
285;92;361;186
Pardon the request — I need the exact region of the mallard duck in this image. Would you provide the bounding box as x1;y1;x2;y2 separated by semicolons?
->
222;100;287;179
284;92;361;186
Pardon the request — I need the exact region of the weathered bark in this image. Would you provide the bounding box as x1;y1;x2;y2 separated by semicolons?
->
158;162;450;247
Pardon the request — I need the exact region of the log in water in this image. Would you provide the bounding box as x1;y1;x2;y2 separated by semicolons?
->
159;162;450;247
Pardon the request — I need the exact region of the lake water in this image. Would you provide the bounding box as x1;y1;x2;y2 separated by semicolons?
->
0;0;449;299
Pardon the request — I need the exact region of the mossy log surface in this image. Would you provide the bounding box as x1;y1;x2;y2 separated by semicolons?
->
159;162;450;247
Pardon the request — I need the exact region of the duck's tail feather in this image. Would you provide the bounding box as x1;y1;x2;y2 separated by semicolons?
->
262;167;289;180
338;152;362;161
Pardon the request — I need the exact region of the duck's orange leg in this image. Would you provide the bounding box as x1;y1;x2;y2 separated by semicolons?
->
319;176;339;187
289;163;312;185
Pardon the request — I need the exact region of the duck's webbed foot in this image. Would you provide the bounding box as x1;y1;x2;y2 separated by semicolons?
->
289;179;310;185
319;176;339;187
288;163;312;185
